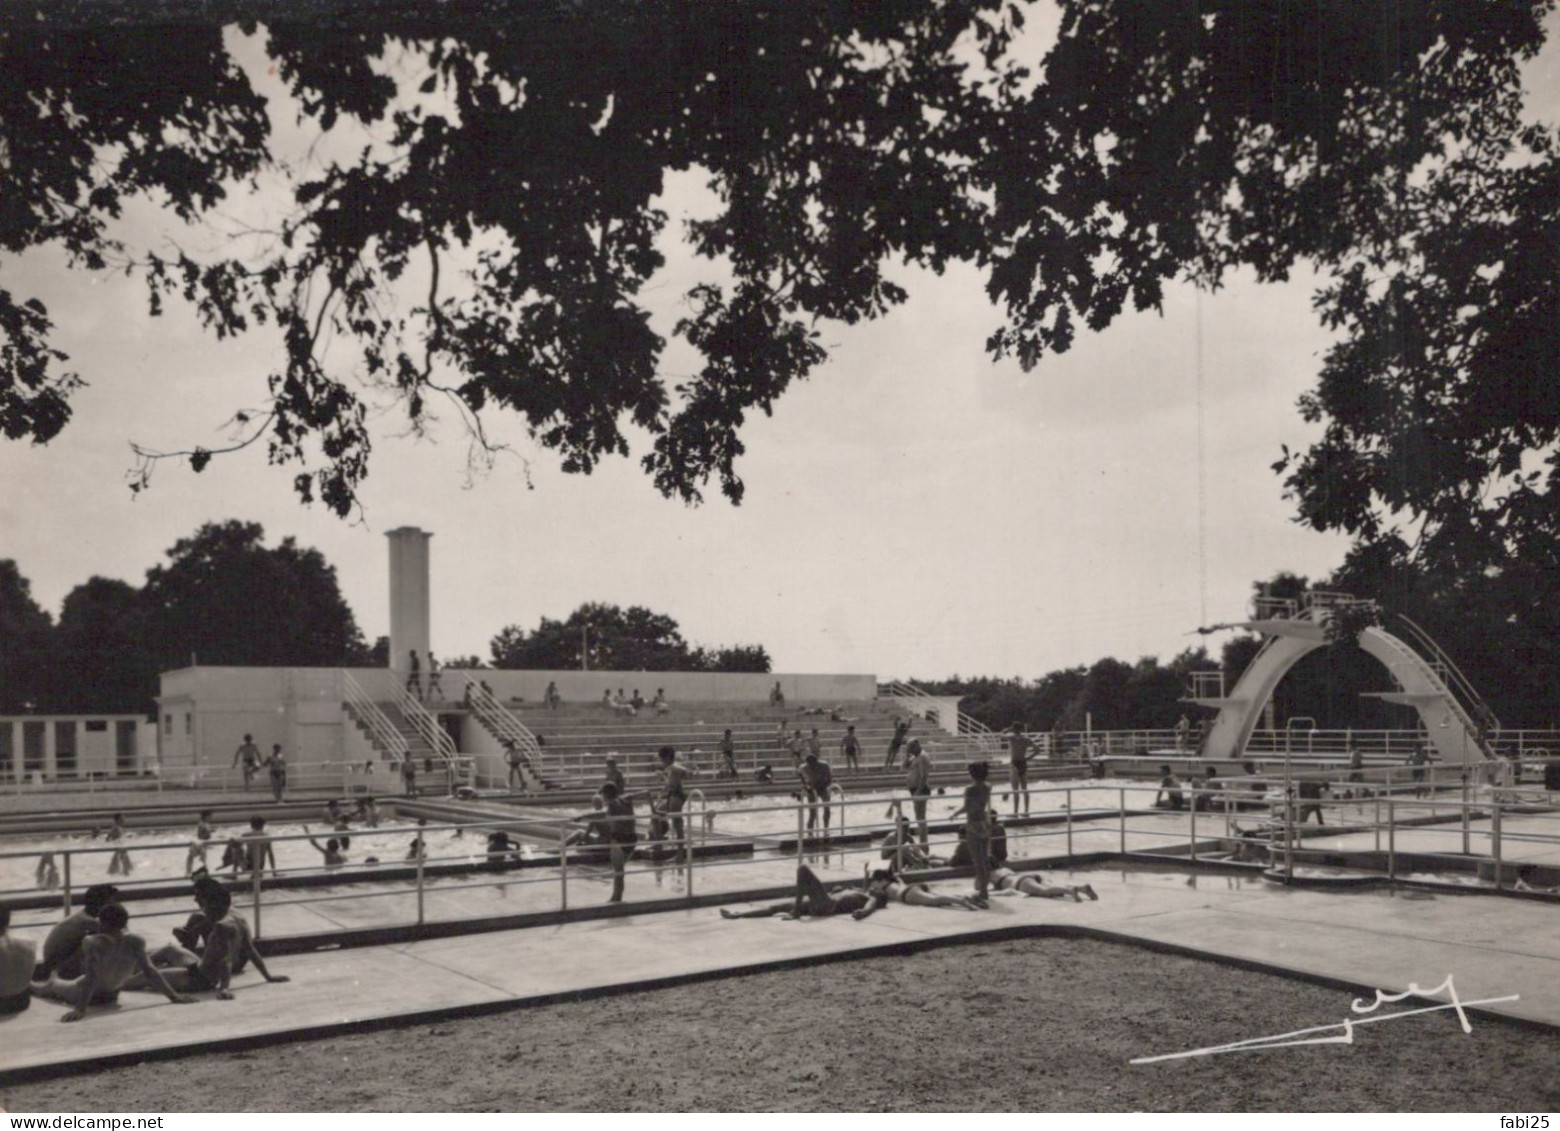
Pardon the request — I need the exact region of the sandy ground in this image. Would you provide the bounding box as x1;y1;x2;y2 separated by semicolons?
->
4;935;1556;1113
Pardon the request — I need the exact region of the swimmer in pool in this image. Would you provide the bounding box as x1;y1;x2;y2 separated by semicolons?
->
35;852;60;891
185;810;215;875
106;813;132;875
302;827;347;868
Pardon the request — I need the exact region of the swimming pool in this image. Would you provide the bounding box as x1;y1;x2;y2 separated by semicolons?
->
0;817;528;896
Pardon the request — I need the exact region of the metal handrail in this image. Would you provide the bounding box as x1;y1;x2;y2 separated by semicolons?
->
342;671;409;762
393;683;463;789
453;673;543;781
881;679;1001;752
1394;614;1501;733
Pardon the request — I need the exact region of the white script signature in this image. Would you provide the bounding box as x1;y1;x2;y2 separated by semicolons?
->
1131;974;1519;1064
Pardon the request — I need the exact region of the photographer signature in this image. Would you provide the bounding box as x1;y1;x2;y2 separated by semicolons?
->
1131;975;1520;1064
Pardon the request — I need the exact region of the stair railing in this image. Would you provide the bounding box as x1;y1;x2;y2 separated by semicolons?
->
342;671;409;763
1394;615;1501;733
453;673;544;787
394;682;463;787
880;679;1001;753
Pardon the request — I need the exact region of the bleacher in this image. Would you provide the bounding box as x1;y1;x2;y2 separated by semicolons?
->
505;697;992;789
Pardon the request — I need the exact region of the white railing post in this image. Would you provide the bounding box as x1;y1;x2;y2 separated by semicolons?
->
797;798;806;864
1387;800;1396;881
416;843;426;925
1065;787;1073;857
559;831;569;912
62;851;72;915
1190;790;1198;863
252;861;263;940
1118;787;1126;855
1462;773;1471;856
1492;801;1503;891
892;799;904;873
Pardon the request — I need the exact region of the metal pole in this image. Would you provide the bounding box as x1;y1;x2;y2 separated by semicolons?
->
1118;787;1126;855
893;799;904;874
1065;788;1073;857
62;851;72;916
1190;787;1198;863
797;797;806;864
252;861;263;940
685;807;694;902
558;832;568;912
1374;794;1381;852
1461;773;1471;856
416;842;426;925
1387;801;1396;881
1492;800;1503;891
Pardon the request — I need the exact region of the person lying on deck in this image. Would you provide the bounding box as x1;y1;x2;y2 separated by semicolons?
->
990;867;1097;902
719;865;892;921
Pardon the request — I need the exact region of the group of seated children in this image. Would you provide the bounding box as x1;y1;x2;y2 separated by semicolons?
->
16;879;290;1022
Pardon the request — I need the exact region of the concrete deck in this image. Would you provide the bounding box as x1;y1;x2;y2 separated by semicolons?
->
3;859;1556;1081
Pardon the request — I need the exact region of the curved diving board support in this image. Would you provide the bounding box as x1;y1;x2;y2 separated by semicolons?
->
1197;633;1326;763
1357;626;1492;767
1196;620;1494;766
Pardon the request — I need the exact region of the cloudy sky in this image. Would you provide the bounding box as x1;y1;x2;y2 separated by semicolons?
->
3;10;1555;682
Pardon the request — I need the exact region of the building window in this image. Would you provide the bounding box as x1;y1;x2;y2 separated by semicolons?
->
22;721;45;774
185;712;192;736
164;714;173;736
84;720;108;733
55;721;77;778
116;721;137;773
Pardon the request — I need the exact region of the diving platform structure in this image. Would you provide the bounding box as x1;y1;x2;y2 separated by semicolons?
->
1187;592;1499;768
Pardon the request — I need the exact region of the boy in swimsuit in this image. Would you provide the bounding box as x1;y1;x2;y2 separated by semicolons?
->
106;813;132;875
951;762;993;905
241;816;279;877
881;870;985;911
719;866;890;921
800;753;834;831
1008;724;1033;815
1155;765;1185;810
303;827;347;868
233;734;262;790
839;725;860;772
141;885;289;999
35;852;60;890
655;746;696;853
32;904;197;1021
185;810;215;874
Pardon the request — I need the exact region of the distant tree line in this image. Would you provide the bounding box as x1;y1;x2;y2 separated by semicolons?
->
487;602;771;674
0;521;373;717
5;531;1550;731
0;523;770;718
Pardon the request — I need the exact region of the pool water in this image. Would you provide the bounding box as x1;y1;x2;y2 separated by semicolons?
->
0;818;515;895
608;777;1151;840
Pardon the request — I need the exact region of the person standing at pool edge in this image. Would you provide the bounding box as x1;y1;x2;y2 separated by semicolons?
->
233;734;261;790
1008;722;1033;816
952;762;993;905
266;744;287;802
904;740;933;848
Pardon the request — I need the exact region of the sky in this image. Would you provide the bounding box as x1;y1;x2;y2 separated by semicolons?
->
2;8;1556;683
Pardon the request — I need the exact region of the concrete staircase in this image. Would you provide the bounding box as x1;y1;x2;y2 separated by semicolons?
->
341;699;447;783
